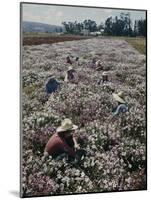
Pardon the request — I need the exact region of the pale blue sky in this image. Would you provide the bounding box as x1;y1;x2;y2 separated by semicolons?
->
22;3;146;26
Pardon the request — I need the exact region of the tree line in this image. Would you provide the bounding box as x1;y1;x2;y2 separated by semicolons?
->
62;13;146;37
62;20;98;34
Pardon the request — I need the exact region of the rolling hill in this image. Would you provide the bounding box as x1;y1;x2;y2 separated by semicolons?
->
22;21;63;33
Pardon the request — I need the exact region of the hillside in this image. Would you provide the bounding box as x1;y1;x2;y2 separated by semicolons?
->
23;21;63;33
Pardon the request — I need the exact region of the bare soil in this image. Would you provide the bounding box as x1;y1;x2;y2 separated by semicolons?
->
23;35;92;46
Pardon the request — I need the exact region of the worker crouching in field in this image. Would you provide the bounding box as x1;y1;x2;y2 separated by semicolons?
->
64;66;77;83
97;71;109;85
112;91;129;116
66;56;72;65
90;58;96;68
45;76;60;94
43;118;80;161
75;56;79;66
102;71;109;83
95;60;103;71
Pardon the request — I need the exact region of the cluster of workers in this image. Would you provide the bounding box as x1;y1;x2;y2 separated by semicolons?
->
45;56;109;94
43;55;129;161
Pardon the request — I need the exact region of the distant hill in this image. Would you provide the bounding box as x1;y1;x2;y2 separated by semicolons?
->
23;21;64;33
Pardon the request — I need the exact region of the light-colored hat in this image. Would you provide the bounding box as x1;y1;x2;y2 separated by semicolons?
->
47;74;55;78
96;60;101;66
48;75;56;80
67;66;74;72
113;91;126;103
102;71;108;76
96;60;101;64
56;118;78;133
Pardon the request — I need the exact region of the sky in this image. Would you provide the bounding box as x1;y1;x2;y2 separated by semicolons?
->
22;3;146;26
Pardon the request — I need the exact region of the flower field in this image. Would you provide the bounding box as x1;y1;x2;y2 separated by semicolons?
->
21;37;146;197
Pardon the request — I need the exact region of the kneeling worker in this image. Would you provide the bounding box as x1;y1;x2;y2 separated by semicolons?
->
45;76;60;94
112;91;128;116
64;66;76;83
43;118;80;160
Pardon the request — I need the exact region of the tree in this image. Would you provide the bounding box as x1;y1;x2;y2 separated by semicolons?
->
62;14;146;37
138;19;146;36
62;19;97;34
62;22;70;33
83;19;97;32
133;19;146;37
104;13;133;36
104;17;113;35
134;20;138;36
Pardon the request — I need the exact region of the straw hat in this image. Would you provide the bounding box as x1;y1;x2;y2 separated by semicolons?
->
102;71;108;76
67;66;74;72
113;91;126;104
48;75;56;80
95;60;100;66
47;74;55;79
96;60;101;64
56;118;78;133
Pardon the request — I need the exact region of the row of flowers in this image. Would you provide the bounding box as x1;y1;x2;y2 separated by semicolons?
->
21;38;146;197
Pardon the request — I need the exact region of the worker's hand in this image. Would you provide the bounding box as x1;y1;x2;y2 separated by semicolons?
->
74;143;80;150
42;151;49;162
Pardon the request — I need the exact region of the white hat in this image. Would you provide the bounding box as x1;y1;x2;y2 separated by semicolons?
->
96;60;101;64
102;71;108;76
67;66;74;72
56;118;78;133
113;91;126;104
96;60;101;66
47;73;55;78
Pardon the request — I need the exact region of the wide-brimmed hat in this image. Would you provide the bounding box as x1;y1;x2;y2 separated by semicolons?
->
67;66;75;72
102;71;108;76
95;60;101;66
96;60;101;64
56;118;78;133
47;73;55;78
48;75;56;80
113;91;126;103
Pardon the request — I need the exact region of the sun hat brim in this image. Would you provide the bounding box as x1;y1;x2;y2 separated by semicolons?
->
56;124;78;133
113;93;126;104
68;68;75;72
102;72;108;76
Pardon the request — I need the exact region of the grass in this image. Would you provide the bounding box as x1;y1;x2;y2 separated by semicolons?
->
124;37;146;55
103;36;146;55
23;85;35;96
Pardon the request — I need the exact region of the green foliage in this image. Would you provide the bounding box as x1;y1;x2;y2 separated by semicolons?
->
104;13;133;36
62;19;98;34
23;85;35;96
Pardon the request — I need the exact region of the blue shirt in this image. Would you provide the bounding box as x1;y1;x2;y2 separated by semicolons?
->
112;104;128;116
45;78;60;94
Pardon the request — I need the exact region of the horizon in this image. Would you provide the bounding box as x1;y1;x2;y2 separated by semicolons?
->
22;3;146;27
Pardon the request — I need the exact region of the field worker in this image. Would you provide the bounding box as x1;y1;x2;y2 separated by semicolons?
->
66;56;72;65
75;57;79;62
43;118;80;160
91;58;96;68
45;76;60;94
92;58;96;64
75;56;79;66
95;60;103;71
64;66;76;83
112;91;128;116
102;71;109;83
